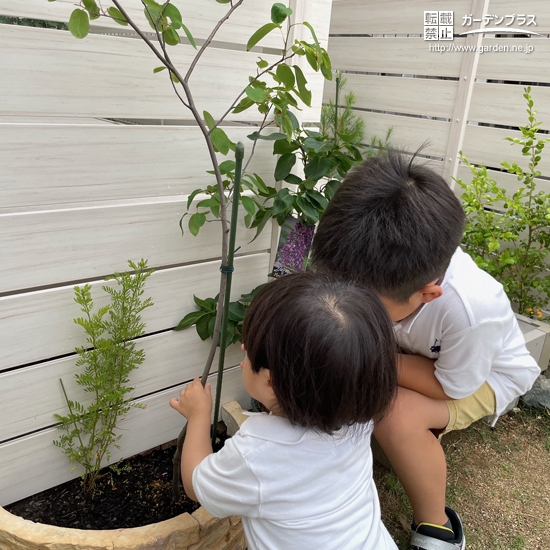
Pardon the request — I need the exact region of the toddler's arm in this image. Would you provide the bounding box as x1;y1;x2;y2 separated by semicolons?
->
169;378;213;501
398;354;452;400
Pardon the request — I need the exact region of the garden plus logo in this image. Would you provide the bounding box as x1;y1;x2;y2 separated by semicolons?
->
424;11;541;41
459;13;540;36
424;11;454;41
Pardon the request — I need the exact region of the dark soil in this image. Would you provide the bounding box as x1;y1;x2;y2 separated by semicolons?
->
5;444;200;530
5;423;230;531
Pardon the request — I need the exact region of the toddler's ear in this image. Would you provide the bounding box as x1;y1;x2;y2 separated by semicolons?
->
420;282;443;303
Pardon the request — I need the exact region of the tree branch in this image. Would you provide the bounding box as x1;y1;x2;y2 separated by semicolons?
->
211;52;296;132
184;0;246;83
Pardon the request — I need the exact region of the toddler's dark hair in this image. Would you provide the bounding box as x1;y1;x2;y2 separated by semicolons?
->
311;148;466;302
242;272;397;434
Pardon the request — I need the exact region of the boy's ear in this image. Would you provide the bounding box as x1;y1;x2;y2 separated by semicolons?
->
420;282;443;304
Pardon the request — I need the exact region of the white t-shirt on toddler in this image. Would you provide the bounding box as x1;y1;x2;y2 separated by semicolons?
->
193;413;397;550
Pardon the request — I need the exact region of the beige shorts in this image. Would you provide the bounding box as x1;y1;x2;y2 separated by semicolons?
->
441;381;497;436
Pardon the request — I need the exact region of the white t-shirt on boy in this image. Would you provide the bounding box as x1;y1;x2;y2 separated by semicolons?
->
193;413;397;550
394;247;540;422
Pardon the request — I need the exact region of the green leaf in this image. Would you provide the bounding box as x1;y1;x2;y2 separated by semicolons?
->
179;212;188;235
249;208;273;241
303;137;324;152
271;2;292;24
276;63;295;89
306;189;328;210
216;0;232;3
324;179;341;200
287;111;300;130
296;195;319;223
275;153;297;181
170;71;180;83
211;128;231;155
203;110;216;131
304;156;331;180
82;0;100;20
189;213;206;236
229;301;247;322
196;198;219;209
163;3;182;26
303;21;320;47
144;4;168;32
293;65;312;106
305;47;319;71
320;50;333;80
142;0;162;9
68;9;90;39
219;160;236;174
233;97;254;114
240;284;267;303
180;22;197;49
153;66;166;74
187;188;202;210
163;27;180;46
174;310;208;331
273;139;299;155
257;58;269;69
241;195;256;216
247;131;288;141
245;86;268;103
247;22;279;51
194;295;215;311
107;5;126;23
285;174;302;185
196;314;213;340
280;114;294;141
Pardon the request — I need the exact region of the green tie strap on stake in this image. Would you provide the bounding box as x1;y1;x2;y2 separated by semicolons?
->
211;141;245;447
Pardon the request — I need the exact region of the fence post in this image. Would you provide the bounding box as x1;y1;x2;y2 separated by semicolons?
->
443;0;491;187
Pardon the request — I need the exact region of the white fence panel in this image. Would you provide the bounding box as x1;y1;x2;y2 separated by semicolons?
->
0;253;269;371
0;200;270;294
324;74;458;120
0;366;248;506
0;333;244;442
0;124;276;210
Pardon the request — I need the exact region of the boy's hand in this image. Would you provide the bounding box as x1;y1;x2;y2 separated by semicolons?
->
169;378;212;420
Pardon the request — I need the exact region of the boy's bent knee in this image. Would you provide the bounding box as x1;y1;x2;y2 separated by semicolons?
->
375;387;450;436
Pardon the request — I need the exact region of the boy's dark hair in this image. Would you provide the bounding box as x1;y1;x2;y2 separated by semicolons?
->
311;148;466;302
242;272;397;434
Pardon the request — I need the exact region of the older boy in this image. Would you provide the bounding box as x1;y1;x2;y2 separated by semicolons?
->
311;149;540;550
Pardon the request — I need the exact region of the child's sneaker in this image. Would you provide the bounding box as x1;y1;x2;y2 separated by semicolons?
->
409;506;465;549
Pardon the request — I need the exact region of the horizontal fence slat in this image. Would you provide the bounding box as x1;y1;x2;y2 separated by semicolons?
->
455;165;550;197
0;124;275;210
0;332;243;442
323;74;458;119
0;0;332;50
0;24;324;122
358;111;451;159
0;366;248;506
462;124;550;176
0;199;270;294
0;253;269;371
0;0;282;48
484;0;550;33
469;82;550;130
476;37;550;83
330;0;473;35
328;37;464;77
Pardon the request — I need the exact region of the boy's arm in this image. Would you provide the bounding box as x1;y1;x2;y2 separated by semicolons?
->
398;353;452;400
169;379;213;501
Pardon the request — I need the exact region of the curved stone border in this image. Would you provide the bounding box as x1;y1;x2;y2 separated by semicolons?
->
0;505;244;550
0;403;249;550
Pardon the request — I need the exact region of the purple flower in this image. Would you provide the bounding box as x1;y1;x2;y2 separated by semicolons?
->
277;221;315;273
